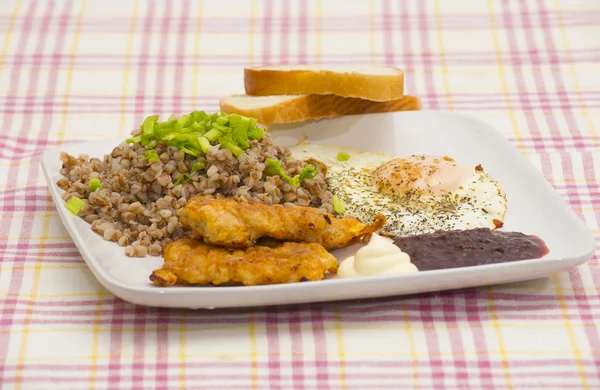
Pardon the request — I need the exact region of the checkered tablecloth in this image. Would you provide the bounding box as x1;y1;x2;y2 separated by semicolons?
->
0;0;599;389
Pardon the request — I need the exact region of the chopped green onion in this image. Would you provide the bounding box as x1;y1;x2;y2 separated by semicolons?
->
178;114;191;126
298;164;318;181
143;150;160;163
147;139;157;149
337;152;350;162
229;114;250;149
247;119;263;140
173;173;191;186
198;137;211;153
127;111;265;160
220;136;245;157
266;158;293;183
161;133;178;141
126;135;142;144
179;147;201;157
332;195;346;215
159;119;177;129
192;111;208;122
142;115;158;135
191;161;206;172
204;128;222;142
65;197;87;216
289;164;318;187
265;159;319;188
140;134;152;146
89;178;103;191
211;122;230;132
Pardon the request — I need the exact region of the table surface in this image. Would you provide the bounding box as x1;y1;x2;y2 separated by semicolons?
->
0;0;599;389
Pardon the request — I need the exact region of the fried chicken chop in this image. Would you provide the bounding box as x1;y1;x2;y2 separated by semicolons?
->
179;196;386;249
150;238;339;286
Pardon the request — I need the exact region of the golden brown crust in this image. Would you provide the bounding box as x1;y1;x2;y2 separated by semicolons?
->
244;67;405;101
150;238;339;286
219;94;421;126
179;196;386;249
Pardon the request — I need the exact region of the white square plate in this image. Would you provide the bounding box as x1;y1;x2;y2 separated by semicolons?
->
41;112;595;309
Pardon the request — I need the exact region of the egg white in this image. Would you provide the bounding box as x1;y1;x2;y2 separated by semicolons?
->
289;142;507;237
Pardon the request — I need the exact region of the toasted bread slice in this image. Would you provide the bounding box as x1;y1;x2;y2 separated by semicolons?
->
219;94;421;126
244;65;405;102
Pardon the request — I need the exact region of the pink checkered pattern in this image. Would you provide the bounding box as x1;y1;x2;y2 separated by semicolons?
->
0;0;599;389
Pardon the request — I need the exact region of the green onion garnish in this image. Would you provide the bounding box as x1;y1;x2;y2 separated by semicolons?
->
179;147;201;158
337;152;350;162
191;161;206;172
290;164;318;187
204;128;222;142
173;173;191;186
65;197;87;215
126;135;142;144
126;111;264;159
265;158;319;188
143;150;160;163
89;178;103;191
265;158;293;183
216;116;229;126
219;134;245;157
332;195;346;215
198;137;211;153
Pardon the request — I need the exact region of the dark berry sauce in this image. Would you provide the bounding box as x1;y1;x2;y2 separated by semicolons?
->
393;228;549;271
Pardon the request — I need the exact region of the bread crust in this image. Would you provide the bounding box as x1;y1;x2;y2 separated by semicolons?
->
244;67;405;102
219;94;421;126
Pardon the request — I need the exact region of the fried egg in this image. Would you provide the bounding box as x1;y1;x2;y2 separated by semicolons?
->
289;142;507;237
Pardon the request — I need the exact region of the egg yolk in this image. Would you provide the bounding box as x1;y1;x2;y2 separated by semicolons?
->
373;155;473;198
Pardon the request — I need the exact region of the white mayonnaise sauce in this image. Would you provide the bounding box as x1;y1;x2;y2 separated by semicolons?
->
337;234;418;278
